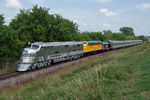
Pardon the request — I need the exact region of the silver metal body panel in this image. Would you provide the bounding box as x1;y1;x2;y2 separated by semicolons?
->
17;41;83;71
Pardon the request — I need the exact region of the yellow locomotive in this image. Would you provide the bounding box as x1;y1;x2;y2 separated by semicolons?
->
81;41;103;54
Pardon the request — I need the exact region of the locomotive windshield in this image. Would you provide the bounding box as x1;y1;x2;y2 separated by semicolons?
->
83;42;87;44
31;45;39;50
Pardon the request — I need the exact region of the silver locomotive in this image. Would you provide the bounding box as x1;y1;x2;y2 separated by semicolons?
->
18;42;83;71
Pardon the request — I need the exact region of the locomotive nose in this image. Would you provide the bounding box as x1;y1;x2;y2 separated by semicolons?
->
17;64;31;71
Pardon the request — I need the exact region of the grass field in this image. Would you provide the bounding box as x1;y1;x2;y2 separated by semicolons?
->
0;43;150;100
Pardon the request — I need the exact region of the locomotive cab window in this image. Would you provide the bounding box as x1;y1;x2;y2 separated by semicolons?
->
31;45;39;50
83;42;87;44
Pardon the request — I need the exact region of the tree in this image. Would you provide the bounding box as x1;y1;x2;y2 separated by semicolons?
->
10;5;51;42
103;30;112;35
10;5;78;42
0;15;24;67
138;35;148;41
51;14;78;41
111;33;126;40
120;27;135;36
0;15;5;47
0;15;5;26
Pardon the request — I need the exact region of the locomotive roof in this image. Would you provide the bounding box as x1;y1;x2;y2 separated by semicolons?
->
87;41;102;43
32;41;83;47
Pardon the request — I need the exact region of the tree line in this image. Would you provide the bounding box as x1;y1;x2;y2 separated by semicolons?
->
0;5;148;68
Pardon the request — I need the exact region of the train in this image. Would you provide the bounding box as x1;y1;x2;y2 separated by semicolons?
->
17;40;143;71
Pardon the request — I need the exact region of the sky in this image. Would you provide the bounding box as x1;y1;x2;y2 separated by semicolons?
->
0;0;150;36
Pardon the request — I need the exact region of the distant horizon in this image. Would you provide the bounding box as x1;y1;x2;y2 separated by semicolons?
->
0;0;150;36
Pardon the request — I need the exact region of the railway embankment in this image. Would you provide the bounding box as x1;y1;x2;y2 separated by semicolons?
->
0;43;150;100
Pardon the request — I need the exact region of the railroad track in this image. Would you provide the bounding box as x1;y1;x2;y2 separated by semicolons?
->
0;72;20;80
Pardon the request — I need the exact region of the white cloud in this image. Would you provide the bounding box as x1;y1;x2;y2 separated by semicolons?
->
49;9;64;14
28;0;45;6
103;24;111;29
136;3;150;11
5;17;13;25
6;0;23;9
73;19;87;27
64;0;112;3
99;8;118;16
139;26;145;29
93;0;111;3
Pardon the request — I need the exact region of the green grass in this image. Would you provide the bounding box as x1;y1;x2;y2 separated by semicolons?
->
0;43;150;100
